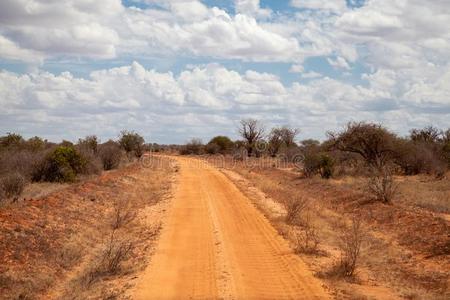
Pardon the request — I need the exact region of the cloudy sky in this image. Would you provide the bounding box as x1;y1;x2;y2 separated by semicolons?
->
0;0;449;143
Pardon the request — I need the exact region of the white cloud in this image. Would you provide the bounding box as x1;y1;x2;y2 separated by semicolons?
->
289;64;304;73
301;71;323;79
291;0;348;14
327;56;351;70
1;62;449;143
235;0;272;18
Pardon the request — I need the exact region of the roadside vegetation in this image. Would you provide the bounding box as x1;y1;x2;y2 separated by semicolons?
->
0;131;150;202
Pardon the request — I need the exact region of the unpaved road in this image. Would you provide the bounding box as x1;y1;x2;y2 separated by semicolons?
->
133;157;329;299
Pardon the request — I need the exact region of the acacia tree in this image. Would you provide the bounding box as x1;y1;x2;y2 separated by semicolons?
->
238;118;265;157
327;122;397;169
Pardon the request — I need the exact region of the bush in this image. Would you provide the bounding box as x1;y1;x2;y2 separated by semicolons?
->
99;230;132;275
394;138;446;176
32;146;86;182
335;217;363;278
0;149;45;180
180;138;204;155
293;219;320;254
319;154;334;179
367;167;398;204
303;152;321;178
0;132;24;149
282;196;309;225
118;130;145;158
78;135;99;154
302;152;334;179
205;142;220;154
77;147;102;175
98;142;122;170
207;136;234;154
0;173;26;199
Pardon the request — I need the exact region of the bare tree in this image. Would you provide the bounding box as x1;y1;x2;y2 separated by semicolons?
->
280;126;300;148
238;119;265;157
268;126;300;156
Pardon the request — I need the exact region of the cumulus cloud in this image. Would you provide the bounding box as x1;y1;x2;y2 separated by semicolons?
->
235;0;272;18
1;62;449;142
291;0;348;14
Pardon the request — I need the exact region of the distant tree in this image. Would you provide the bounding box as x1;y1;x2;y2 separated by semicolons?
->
119;130;145;158
26;136;46;152
327;122;398;169
238;119;265;157
207;136;234;154
0;133;24;149
410;126;441;144
60;140;74;147
268;126;300;156
181;138;204;155
78;135;99;154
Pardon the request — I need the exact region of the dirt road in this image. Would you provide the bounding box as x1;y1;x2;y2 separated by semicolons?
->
133;157;329;299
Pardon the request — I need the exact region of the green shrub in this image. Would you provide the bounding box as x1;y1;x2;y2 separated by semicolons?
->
119;130;145;158
207;136;234;154
32;146;86;182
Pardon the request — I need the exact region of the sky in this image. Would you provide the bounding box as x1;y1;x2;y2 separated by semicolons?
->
0;0;449;144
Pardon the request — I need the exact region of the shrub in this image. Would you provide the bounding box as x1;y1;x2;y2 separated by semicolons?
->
0;132;24;149
78;135;99;154
25;136;46;152
367;167;398;204
180;138;204;155
393;138;446;176
77;147;102;175
99;230;133;275
0;149;45;180
336;217;363;278
111;199;136;229
119;130;145;158
32;146;86;182
205;142;220;154
207;136;234;154
282;196;309;225
293;219;320;254
303;151;321;178
98;142;122;170
318;154;334;179
0;173;26;199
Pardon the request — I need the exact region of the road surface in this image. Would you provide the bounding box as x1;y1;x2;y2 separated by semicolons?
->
133;156;329;299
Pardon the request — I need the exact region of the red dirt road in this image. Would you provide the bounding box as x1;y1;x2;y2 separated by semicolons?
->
133;156;329;299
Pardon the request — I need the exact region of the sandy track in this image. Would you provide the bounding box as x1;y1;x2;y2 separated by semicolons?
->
133;157;329;299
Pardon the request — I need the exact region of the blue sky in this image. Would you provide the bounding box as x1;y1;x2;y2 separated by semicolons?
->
0;0;449;143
